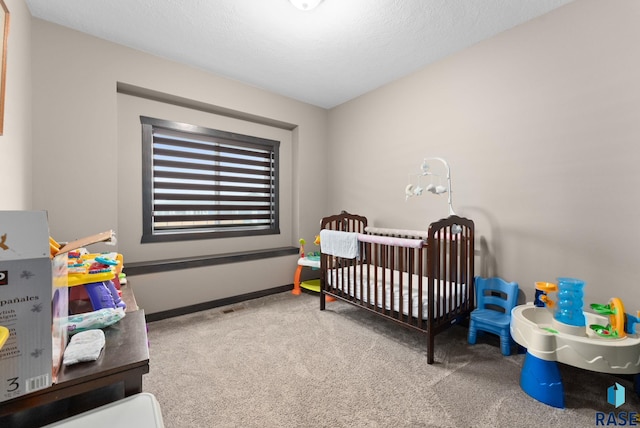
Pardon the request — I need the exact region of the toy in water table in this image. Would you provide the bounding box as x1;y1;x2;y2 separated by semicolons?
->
67;251;127;314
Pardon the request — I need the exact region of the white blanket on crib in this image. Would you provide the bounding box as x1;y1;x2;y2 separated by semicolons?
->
320;229;359;258
326;265;466;319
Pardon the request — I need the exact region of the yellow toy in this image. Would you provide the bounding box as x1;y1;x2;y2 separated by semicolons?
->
66;252;127;313
0;326;8;350
590;297;627;338
67;252;121;287
534;281;557;308
49;236;61;258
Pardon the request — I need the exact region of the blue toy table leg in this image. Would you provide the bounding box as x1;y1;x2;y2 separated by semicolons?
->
520;351;564;408
80;280;126;312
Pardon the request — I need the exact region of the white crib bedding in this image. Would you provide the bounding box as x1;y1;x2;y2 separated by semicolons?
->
326;265;467;319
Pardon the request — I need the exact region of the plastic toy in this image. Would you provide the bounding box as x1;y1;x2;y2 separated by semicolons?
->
293;237;317;295
292;236;331;298
534;281;556;308
299;238;306;258
511;278;640;408
590;297;626;338
67;252;126;313
534;278;585;326
84;280;126;311
627;312;640;335
67;252;120;286
49;236;61;258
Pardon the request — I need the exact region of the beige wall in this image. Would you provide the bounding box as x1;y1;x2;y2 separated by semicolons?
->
327;0;640;305
0;0;32;209
17;0;640;313
116;92;295;261
30;19;328;314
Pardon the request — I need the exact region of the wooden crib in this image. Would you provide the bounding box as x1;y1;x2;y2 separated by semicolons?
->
319;212;475;364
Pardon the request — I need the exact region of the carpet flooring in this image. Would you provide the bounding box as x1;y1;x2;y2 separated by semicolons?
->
143;291;639;427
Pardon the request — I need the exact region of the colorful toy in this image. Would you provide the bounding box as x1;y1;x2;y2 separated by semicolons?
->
84;280;126;311
303;235;321;260
67;252;126;314
511;278;640;408
534;278;586;327
67;252;120;286
590;298;626;338
534;281;556;308
292;236;331;299
49;236;61;258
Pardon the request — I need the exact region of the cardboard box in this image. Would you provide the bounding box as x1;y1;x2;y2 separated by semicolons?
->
0;211;115;402
51;249;68;384
0;211;56;402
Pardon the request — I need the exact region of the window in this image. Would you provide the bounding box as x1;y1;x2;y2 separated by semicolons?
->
140;116;280;243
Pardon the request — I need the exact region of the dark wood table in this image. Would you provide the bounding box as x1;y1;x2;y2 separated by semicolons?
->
0;308;149;426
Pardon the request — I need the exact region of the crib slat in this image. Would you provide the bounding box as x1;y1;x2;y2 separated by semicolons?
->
400;245;405;321
390;244;395;319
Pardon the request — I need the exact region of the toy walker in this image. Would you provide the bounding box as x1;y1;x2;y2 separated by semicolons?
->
512;278;640;408
292;235;334;300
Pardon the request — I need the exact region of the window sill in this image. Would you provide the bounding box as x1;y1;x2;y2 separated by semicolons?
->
124;246;298;276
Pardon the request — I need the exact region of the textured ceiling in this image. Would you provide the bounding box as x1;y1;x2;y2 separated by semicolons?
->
26;0;573;108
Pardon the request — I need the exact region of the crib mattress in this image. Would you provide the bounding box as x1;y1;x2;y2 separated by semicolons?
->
326;265;466;319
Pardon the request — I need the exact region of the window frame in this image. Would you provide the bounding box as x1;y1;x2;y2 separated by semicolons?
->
140;116;280;243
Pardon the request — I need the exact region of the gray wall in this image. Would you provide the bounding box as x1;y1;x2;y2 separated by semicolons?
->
327;0;640;305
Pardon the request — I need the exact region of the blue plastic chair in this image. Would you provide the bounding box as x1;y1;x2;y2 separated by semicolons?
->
468;276;519;356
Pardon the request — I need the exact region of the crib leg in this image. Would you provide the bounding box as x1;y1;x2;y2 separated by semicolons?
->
427;333;435;364
320;291;326;311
